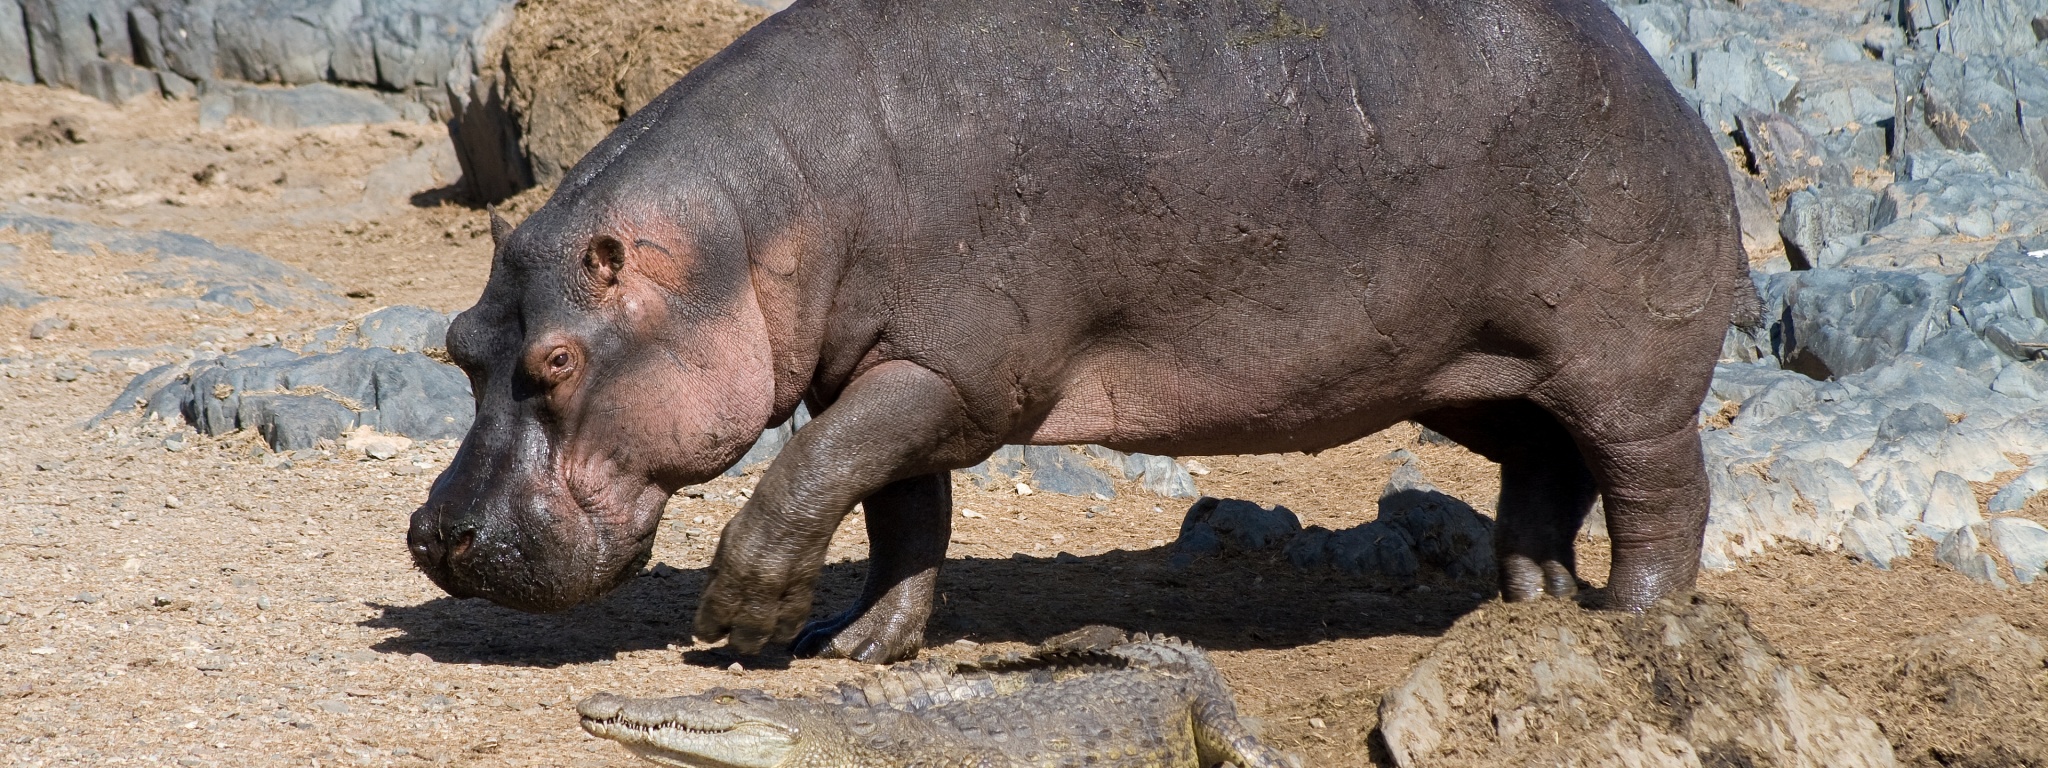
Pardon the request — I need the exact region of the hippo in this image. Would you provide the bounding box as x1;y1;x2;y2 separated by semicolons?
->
409;0;1757;663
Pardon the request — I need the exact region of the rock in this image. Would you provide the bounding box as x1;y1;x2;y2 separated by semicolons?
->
100;308;478;449
1988;517;2048;584
18;0;96;89
228;83;402;128
959;445;1119;498
1918;471;1984;539
1020;445;1116;498
1178;497;1300;552
344;426;412;460
445;0;762;201
0;212;340;312
0;0;33;85
27;316;68;339
1841;513;1911;569
1934;525;2008;588
157;69;194;100
350;305;453;352
1779;184;1876;269
1377;462;1494;581
242;394;357;451
1324;522;1419;580
1173;522;1223;556
1988;466;2048;513
1375;595;1895;768
74;59;157;104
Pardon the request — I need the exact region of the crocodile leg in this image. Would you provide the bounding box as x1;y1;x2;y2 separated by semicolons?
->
792;472;952;662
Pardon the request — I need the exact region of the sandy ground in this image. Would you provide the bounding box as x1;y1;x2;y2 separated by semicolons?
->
2;81;2046;768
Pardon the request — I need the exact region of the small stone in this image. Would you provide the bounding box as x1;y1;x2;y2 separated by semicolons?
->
315;699;351;714
29;646;56;655
27;317;71;339
1015;482;1034;496
256;597;273;610
409;652;432;663
68;592;98;604
422;694;455;712
164;495;183;509
726;662;745;673
163;434;187;452
960;509;984;519
194;655;231;671
152;594;176;607
1935;525;2008;588
1309;717;1327;729
51;369;78;382
1181;458;1211;475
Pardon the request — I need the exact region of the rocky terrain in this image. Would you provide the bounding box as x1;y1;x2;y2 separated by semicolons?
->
3;0;2048;767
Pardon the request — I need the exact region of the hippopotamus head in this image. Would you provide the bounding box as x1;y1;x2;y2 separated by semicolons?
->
407;189;777;612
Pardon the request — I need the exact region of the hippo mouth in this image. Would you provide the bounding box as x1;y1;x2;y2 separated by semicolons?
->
408;479;666;613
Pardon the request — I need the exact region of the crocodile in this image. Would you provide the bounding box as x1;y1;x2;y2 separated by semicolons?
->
578;628;1297;768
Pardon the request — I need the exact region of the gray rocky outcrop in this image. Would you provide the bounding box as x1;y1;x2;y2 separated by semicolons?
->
1;0;511;120
96;305;467;450
1687;242;2048;585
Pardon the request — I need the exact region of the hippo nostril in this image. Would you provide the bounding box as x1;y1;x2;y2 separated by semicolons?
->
448;528;477;563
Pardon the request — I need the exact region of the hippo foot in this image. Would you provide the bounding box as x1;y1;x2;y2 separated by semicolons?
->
1498;555;1585;602
791;606;926;663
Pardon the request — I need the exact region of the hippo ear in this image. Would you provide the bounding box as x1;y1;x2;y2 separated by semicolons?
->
488;209;512;249
585;235;626;287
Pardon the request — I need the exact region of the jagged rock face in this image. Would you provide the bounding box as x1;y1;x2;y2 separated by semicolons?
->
1376;594;1897;768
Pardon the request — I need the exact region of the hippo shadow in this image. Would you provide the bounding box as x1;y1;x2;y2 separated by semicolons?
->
361;543;1493;668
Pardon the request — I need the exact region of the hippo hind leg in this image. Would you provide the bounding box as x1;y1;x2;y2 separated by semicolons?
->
1416;400;1596;601
791;472;952;662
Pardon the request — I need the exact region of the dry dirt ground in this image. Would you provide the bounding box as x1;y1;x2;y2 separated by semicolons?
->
2;81;2046;768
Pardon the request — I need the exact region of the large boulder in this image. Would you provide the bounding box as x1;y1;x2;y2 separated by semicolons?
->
1376;594;1896;768
445;0;764;201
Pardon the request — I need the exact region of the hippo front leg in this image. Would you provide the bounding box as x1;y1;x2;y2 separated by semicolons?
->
693;361;988;658
791;472;951;661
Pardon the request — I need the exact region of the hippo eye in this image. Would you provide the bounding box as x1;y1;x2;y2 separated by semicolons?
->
549;351;571;370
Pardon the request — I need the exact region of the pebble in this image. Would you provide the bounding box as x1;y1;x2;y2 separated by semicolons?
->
960;509;984;519
1015;482;1034;496
68;592;98;604
164;494;183;509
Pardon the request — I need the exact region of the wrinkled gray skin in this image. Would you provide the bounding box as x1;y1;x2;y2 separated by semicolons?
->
409;0;1753;662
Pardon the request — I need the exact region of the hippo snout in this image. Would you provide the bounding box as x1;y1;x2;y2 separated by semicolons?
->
407;504;481;599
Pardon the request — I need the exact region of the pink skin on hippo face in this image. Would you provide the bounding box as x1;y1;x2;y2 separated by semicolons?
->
408;202;775;612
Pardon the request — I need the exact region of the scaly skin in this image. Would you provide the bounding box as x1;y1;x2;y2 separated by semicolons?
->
579;630;1297;768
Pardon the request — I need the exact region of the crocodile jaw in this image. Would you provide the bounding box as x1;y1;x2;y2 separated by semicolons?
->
580;693;798;768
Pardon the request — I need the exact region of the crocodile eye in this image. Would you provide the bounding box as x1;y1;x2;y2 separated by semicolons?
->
716;695;737;704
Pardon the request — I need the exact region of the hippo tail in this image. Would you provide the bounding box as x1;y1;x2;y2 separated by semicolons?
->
1729;261;1764;330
